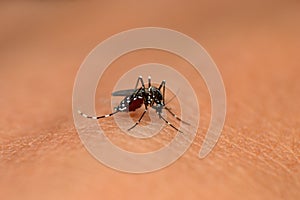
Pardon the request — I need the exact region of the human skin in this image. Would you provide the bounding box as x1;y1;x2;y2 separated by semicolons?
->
0;1;299;200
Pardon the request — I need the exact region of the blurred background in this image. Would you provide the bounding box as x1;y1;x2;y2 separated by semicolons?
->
0;1;299;200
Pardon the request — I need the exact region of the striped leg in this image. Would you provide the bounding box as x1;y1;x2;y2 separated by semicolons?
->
134;76;145;89
158;80;166;104
158;113;183;133
127;106;148;131
148;76;151;87
78;110;119;119
164;107;190;125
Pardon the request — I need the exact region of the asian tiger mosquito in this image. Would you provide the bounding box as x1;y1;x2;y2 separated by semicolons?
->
78;76;189;133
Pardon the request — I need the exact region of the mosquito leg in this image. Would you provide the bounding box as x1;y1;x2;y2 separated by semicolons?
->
134;76;139;89
134;76;145;89
158;80;166;104
164;107;190;125
78;110;119;119
128;106;148;131
148;76;151;87
158;113;183;133
163;82;165;105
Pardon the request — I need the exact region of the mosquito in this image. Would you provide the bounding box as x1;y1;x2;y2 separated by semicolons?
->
78;76;189;132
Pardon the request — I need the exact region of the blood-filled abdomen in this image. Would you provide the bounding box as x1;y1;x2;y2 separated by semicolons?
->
129;98;143;111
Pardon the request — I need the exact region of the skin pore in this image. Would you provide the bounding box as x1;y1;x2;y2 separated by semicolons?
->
0;1;299;199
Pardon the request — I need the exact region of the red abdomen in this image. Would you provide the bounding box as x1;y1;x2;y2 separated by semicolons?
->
129;98;143;111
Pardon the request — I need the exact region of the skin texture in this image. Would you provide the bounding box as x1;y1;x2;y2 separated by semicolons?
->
0;1;299;199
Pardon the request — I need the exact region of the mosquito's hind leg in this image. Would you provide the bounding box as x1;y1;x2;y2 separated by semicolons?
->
164;107;190;125
158;113;183;133
134;76;145;89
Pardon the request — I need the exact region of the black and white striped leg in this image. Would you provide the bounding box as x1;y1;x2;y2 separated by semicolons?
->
134;76;145;89
148;76;151;87
78;110;119;119
128;106;148;131
158;80;166;104
164;107;190;125
158;113;183;133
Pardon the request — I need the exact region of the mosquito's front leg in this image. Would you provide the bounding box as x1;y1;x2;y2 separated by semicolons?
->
128;105;148;131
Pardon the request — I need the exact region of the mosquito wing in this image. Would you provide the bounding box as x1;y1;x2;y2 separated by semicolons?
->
111;89;136;96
